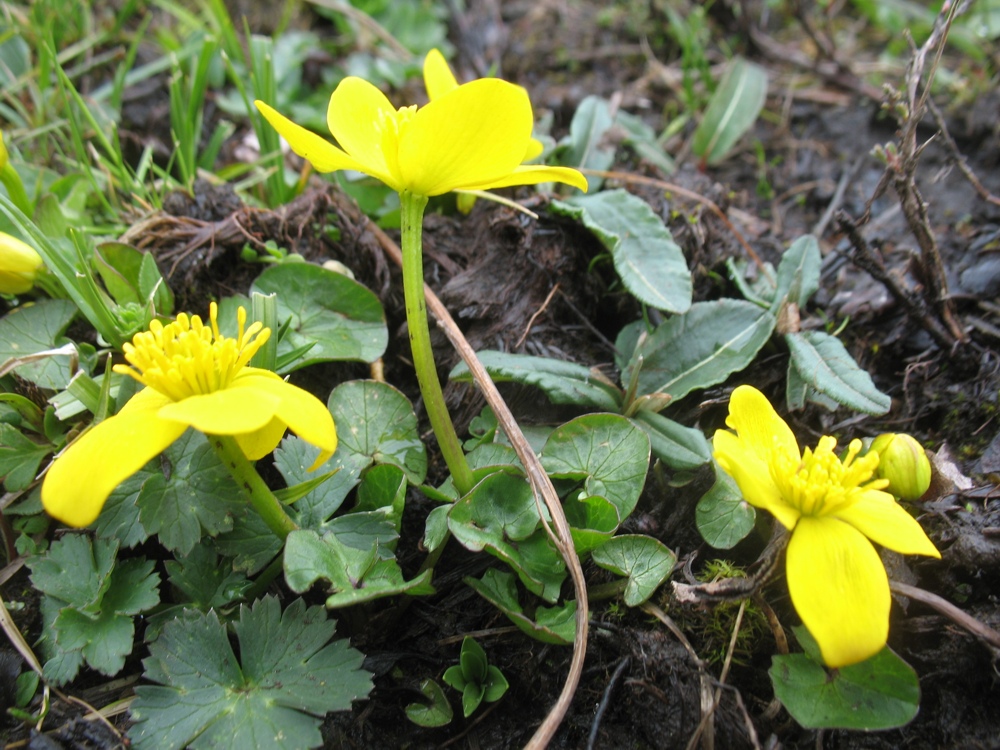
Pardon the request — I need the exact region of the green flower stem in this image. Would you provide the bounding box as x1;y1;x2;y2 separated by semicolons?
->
399;190;474;496
209;434;298;540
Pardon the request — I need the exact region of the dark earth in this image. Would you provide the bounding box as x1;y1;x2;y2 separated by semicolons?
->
4;1;1000;749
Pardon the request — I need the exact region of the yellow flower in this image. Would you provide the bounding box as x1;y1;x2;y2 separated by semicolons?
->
713;385;940;667
0;231;43;295
42;304;337;527
254;71;586;197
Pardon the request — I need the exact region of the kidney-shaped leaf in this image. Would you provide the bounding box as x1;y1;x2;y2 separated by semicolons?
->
770;626;920;730
591;534;676;606
542;413;650;522
252;263;387;371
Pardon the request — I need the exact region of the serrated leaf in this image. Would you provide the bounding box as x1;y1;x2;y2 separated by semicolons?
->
631;410;712;470
785;331;891;414
591;534;676;606
559;95;616;192
28;535;118;611
165;546;252;610
214;509;283;575
450;350;622;412
552;189;692;313
283;529;434;607
32;539;159;683
327;380;427;484
465;569;579;645
541;413;650;522
772;235;821;311
0;423;52;491
691;56;768;164
251;264;387;372
770;626;920;730
136;430;244;555
93;471;150;548
625;299;776;402
274;435;368;528
447;471;566;603
405;679;454;727
696;463;757;549
130;597;373;750
0;299;78;389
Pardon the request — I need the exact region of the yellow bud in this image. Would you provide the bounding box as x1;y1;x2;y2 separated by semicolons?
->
0;231;43;295
870;433;932;501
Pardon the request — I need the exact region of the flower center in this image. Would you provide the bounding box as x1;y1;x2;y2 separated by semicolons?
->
773;437;886;517
113;303;269;402
375;105;418;181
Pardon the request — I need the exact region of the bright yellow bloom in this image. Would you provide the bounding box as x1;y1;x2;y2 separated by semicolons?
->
422;48;545;163
0;231;43;294
713;385;940;667
254;71;586;197
42;304;336;527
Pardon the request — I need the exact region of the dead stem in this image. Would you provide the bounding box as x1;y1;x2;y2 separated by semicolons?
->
367;219;589;750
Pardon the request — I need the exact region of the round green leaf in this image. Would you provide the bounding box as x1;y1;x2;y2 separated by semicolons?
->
251;263;387;372
591;534;676;606
541;413;650;522
770;627;920;730
696;463;756;549
327;380;427;484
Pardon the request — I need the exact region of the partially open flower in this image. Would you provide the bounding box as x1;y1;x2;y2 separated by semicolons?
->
869;433;932;502
0;231;43;295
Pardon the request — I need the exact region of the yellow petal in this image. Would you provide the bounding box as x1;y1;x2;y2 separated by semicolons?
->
235;416;288;461
463;164;589;193
713;429;801;530
836;489;941;558
155;383;282;435
254;99;369;175
231;369;337;469
326;77;400;190
523;137;545;162
726;385;800;465
399;78;533;196
42;388;185;527
423;48;459;100
786;516;890;667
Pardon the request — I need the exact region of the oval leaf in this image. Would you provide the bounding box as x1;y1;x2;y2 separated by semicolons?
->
552;189;692;313
626;299;776;402
785;331;891;414
692;57;768;164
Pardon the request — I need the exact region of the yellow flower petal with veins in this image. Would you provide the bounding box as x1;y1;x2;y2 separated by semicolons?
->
255;72;586;197
41;304;336;527
713;385;940;667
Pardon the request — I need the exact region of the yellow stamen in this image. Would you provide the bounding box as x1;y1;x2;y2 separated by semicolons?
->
772;436;887;518
113;303;270;402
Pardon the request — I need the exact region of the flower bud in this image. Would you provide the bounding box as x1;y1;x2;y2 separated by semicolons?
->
870;433;932;501
0;231;43;294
